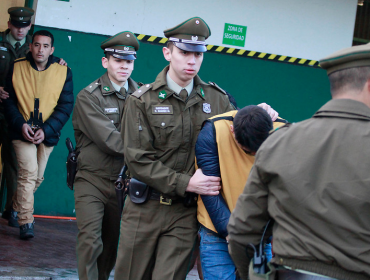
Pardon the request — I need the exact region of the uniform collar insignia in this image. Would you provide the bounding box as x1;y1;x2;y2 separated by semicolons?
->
200;88;205;97
159;90;167;99
103;86;110;91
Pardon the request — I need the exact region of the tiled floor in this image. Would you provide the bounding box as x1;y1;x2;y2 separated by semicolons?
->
0;215;200;279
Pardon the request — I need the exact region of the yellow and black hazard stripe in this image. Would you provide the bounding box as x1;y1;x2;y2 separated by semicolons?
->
134;33;320;68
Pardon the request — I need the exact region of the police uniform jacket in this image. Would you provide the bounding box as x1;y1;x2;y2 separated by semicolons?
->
73;73;139;182
228;99;370;280
122;66;234;198
0;29;31;87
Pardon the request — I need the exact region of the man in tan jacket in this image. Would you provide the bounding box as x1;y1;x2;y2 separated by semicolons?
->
228;44;370;280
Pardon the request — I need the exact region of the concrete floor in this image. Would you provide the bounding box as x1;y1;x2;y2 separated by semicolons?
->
0;215;200;279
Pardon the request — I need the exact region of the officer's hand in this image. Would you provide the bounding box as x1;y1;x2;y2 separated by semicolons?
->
33;129;45;144
22;124;34;142
0;87;9;102
59;58;68;66
258;103;278;121
186;169;221;195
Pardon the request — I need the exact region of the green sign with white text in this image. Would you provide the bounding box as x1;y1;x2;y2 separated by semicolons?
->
222;23;247;47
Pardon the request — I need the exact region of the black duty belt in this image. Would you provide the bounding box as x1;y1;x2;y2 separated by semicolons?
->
149;189;184;205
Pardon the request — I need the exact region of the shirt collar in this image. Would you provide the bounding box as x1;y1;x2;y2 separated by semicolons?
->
166;72;193;96
7;32;26;49
110;80;129;93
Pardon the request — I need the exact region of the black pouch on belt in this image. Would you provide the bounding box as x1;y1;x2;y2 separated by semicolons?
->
129;178;150;204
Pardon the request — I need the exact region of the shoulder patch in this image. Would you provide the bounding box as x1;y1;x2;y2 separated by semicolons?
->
132;84;152;98
208;81;227;95
269;122;292;135
85;80;100;93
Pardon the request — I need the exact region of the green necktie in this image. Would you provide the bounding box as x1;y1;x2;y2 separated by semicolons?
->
179;89;188;102
15;42;21;52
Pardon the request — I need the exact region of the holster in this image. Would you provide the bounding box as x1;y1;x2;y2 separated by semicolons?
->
128;178;150;204
183;192;198;207
115;165;129;214
66;138;79;190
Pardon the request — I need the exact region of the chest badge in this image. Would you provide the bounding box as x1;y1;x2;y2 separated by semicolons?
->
103;86;110;91
200;88;205;97
203;103;211;114
158;90;167;100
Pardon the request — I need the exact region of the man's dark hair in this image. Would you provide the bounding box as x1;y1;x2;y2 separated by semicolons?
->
329;66;370;97
32;30;54;47
234;105;273;153
167;41;174;52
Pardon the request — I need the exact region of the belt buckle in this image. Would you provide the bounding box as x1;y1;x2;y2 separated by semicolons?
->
160;195;172;206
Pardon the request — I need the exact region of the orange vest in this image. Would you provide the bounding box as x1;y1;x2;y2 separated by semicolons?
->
197;110;285;233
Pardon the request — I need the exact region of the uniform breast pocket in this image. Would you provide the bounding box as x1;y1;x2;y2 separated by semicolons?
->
106;112;120;128
151;116;176;147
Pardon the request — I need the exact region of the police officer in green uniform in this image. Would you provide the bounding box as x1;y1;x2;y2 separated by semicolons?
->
114;17;235;280
72;32;141;280
0;7;34;223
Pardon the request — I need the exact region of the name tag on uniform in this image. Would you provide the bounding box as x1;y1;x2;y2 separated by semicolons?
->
152;105;173;114
104;107;119;114
0;47;7;52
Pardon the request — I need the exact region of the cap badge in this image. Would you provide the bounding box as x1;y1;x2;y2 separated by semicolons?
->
200;88;205;97
192;36;198;41
103;86;110;91
158;90;167;100
20;9;23;12
203;103;211;114
126;34;130;37
19;17;23;20
195;20;200;24
124;47;129;51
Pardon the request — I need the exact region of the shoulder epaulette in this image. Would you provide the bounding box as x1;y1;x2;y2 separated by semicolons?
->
85;80;100;93
208;81;227;95
14;57;27;63
132;84;152;98
269;122;292;135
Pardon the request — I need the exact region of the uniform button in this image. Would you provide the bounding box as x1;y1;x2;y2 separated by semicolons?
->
89;86;92;88
146;84;149;87
2;56;5;58
138;90;142;93
135;191;139;195
111;120;114;123
95;82;99;84
161;122;165;126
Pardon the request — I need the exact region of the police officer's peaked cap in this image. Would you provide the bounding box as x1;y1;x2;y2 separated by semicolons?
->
8;7;34;28
101;31;140;60
320;43;370;75
164;17;211;53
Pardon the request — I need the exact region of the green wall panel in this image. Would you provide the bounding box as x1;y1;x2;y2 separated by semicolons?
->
32;26;330;216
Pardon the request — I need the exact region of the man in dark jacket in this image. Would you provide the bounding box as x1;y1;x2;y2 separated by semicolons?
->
195;106;285;279
4;30;73;239
228;44;370;280
0;7;67;223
